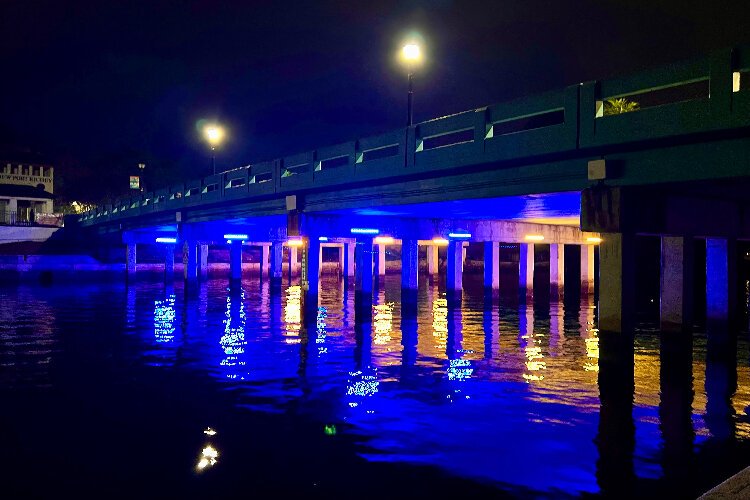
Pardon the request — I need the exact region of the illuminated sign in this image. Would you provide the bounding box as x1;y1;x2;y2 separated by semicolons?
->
130;176;140;190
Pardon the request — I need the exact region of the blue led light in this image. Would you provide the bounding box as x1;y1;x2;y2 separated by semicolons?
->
224;233;248;241
318;236;329;241
350;228;379;235
155;237;177;244
448;232;471;239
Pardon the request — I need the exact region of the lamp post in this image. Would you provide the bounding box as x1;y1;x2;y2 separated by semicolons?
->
138;162;145;192
204;124;225;175
401;43;422;126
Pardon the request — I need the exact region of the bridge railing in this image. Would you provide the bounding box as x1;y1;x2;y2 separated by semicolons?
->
81;46;750;226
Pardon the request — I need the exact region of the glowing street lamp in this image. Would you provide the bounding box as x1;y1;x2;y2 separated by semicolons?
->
204;124;225;175
400;42;423;126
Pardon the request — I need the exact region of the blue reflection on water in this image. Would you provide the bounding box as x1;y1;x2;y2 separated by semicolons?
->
3;273;750;498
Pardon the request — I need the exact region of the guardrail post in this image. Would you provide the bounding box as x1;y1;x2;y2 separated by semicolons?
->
709;47;734;128
578;81;597;147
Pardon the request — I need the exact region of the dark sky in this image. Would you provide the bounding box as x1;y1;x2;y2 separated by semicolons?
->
2;0;749;201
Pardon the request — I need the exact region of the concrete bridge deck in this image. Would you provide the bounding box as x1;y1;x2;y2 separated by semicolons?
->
75;46;750;336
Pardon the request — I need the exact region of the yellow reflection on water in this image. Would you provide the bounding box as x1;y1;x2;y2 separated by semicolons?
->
580;301;599;373
432;298;448;352
284;286;301;344
520;308;546;382
373;303;393;345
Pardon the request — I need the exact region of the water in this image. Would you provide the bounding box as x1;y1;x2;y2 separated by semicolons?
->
2;271;750;498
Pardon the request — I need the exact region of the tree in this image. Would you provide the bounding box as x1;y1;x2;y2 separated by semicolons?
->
603;97;640;116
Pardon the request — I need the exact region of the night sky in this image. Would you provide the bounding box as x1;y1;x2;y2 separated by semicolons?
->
2;0;749;201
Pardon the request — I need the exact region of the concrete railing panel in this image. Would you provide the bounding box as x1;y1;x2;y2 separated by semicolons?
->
223;168;250;200
248;160;276;195
313;141;356;185
280;151;314;190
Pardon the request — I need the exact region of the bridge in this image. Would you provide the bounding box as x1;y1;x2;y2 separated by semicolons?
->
79;46;750;333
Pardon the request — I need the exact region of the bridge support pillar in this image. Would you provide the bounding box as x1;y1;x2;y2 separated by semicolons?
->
289;247;298;276
230;241;242;281
581;244;595;295
484;241;500;291
550;243;565;299
519;243;534;299
401;239;419;316
261;244;270;279
427;245;439;275
270;242;283;283
447;240;463;294
660;236;694;332
336;243;345;276
599;233;636;333
164;244;175;281
199;243;209;279
462;244;467;271
126;243;137;276
183;241;198;283
355;238;374;320
706;238;738;330
344;242;355;277
374;243;386;276
302;239;321;314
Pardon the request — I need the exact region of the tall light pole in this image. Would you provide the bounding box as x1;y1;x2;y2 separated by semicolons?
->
204;124;225;175
137;162;145;192
401;43;422;126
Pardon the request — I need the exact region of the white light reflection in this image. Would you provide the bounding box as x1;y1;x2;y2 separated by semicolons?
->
346;367;380;409
448;358;474;381
196;444;219;472
154;295;176;343
220;289;247;379
316;306;328;356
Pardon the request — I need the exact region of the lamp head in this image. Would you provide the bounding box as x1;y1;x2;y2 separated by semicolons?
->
204;125;225;147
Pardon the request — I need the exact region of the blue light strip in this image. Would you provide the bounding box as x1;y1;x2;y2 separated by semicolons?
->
448;232;472;239
224;234;248;241
318;236;329;241
350;228;379;235
155;237;177;244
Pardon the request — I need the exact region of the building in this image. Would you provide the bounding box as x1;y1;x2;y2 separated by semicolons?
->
0;160;62;249
0;161;55;224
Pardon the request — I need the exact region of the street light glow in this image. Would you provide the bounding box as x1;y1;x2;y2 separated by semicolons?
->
402;43;421;63
204;125;225;147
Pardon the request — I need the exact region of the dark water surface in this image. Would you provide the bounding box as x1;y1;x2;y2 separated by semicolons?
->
2;272;750;498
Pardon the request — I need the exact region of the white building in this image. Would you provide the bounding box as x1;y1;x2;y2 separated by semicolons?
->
0;162;55;224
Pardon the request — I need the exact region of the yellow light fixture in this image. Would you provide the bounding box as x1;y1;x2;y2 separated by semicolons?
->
374;236;394;245
287;238;304;247
524;235;545;242
431;237;449;246
586;237;603;244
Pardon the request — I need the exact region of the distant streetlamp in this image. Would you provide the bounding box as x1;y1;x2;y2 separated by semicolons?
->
204;124;225;175
400;43;423;126
138;162;145;192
